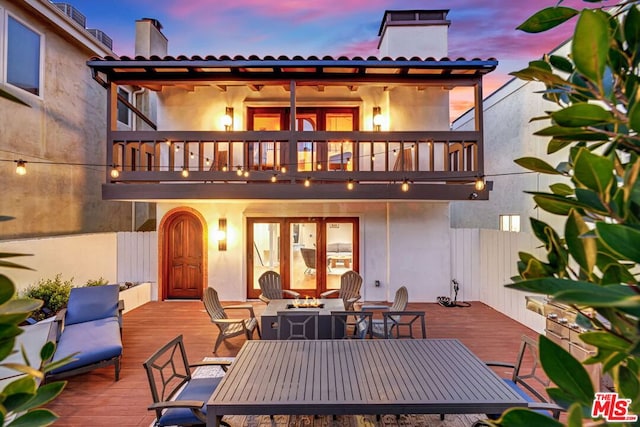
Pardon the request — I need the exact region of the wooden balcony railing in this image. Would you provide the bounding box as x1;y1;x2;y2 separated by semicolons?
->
108;130;483;184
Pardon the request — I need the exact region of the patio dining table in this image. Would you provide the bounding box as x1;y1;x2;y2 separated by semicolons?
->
206;339;528;426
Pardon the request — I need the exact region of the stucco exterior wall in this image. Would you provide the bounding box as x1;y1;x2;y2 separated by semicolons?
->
378;25;448;58
0;1;132;239
157;201;451;303
450;42;571;232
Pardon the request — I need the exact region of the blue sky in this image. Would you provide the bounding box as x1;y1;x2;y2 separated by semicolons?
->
69;0;594;95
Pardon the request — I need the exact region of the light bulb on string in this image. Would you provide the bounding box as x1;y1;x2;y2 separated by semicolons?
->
15;160;27;176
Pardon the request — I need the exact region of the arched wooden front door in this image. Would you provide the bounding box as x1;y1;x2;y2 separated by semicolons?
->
162;211;204;300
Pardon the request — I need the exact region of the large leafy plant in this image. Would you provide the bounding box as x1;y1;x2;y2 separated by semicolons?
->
486;1;640;426
0;217;71;426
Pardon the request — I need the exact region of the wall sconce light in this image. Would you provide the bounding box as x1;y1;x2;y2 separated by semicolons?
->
110;164;120;178
217;218;227;251
221;107;234;131
372;106;383;132
15;159;27;176
474;176;486;191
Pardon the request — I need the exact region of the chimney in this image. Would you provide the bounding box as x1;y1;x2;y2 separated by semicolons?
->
135;18;167;57
377;10;450;58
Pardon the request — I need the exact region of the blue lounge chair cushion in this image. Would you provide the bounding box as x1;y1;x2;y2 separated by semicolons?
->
50;317;122;373
65;284;120;325
158;377;223;426
487;379;551;419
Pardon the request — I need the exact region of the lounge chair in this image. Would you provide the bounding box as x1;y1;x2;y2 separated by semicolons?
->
257;271;300;303
203;287;261;353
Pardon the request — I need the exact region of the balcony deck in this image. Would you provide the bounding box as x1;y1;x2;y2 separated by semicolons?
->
45;300;541;426
105;130;488;201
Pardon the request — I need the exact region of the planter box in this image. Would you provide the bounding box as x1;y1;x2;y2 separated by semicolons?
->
119;282;152;314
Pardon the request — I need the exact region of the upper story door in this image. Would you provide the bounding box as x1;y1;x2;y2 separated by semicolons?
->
247;107;358;172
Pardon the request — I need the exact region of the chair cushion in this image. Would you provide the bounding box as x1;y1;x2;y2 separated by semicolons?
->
487;379;549;419
65;284;120;325
158;377;223;426
50;317;122;373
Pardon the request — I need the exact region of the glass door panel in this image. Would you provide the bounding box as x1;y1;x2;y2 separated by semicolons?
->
289;221;317;296
250;222;280;296
325;221;354;292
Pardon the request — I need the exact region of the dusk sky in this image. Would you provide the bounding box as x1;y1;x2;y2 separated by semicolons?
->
70;0;596;100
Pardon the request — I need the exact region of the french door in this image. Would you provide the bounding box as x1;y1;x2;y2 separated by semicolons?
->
247;107;358;172
247;217;359;299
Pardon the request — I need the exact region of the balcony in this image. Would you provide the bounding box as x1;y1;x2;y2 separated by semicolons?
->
106;129;485;201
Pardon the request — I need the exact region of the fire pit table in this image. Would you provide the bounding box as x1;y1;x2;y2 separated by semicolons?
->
261;298;345;339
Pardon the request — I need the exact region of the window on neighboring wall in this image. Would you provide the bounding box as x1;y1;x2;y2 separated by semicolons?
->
6;15;42;96
499;214;521;232
117;87;131;126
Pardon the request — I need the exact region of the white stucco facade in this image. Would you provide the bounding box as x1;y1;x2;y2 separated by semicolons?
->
451;42;571;233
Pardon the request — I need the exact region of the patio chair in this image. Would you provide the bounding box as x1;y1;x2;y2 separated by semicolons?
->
320;270;362;311
202;287;261;353
143;334;232;427
475;335;564;424
330;310;373;339
47;284;124;381
361;286;409;338
257;271;300;303
383;311;426;338
300;247;316;275
277;311;319;340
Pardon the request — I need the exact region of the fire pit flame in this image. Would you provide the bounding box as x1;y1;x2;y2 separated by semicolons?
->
292;296;321;308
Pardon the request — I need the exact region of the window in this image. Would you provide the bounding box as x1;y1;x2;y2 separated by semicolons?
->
499;214;521;232
117;87;130;125
6;15;41;96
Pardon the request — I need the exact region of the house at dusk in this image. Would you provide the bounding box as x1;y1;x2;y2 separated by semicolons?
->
87;10;497;303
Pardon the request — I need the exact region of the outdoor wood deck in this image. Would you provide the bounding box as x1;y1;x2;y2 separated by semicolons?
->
45;300;542;426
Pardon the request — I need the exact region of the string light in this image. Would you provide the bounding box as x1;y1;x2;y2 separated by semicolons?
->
15;160;27;176
110;165;120;178
280;166;287;173
181;168;189;178
347;179;354;190
474;176;486;191
401;179;410;192
190;152;195;159
236;166;243;176
304;177;311;187
205;158;211;167
271;174;277;183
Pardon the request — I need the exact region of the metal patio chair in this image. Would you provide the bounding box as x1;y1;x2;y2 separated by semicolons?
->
331;310;373;339
257;271;301;303
477;335;564;423
143;334;232;427
203;287;261;353
277;311;319;340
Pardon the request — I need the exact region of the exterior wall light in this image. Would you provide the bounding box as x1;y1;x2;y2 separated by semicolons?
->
15;160;27;175
372;106;383;131
217;218;227;251
221;107;234;131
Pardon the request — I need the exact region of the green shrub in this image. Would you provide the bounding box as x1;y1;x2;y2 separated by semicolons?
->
84;277;109;287
21;274;73;320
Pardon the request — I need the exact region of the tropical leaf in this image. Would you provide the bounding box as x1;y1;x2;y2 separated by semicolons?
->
596;222;640;263
572;148;614;194
514;157;563;174
539;336;595;405
517;7;579;33
572;9;611;83
6;409;58;427
579;331;631;352
564;210;596;276
551;103;613;127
